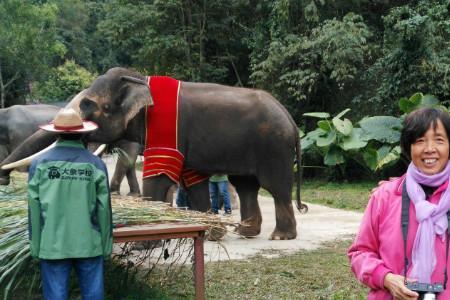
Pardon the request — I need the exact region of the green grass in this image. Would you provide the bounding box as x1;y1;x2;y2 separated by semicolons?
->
300;180;374;212
97;239;367;299
260;180;375;212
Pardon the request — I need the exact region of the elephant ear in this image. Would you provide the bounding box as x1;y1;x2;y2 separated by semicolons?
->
120;76;154;126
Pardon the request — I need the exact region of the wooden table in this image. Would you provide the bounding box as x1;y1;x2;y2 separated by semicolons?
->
113;223;208;300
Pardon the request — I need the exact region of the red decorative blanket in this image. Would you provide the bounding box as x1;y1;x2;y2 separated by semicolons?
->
143;76;208;187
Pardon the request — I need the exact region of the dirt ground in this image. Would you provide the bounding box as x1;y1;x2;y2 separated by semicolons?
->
105;155;363;262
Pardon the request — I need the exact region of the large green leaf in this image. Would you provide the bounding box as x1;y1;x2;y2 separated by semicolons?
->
363;147;378;171
359;116;402;143
376;145;392;161
301;135;316;152
398;97;416;113
305;128;327;139
409;92;423;106
421;94;439;106
376;146;401;170
334;108;351;120
303;112;330;119
317;120;332;131
341;128;367;150
324;145;345;166
332;117;352;136
316;130;336;147
399;93;440;113
299;129;305;138
302;128;327;151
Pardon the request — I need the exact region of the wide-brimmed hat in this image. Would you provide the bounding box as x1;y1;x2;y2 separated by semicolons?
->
40;108;98;133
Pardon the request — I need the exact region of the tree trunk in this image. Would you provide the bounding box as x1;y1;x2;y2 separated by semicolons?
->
198;0;206;76
0;60;5;108
0;60;19;108
180;1;193;70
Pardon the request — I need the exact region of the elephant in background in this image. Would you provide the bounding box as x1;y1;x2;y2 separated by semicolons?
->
0;104;59;170
0;104;141;196
1;67;305;240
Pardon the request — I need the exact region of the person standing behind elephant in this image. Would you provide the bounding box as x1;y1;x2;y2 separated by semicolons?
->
348;107;450;299
176;185;191;209
209;174;232;215
28;108;112;300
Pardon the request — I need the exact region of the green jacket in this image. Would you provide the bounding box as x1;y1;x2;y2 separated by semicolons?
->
209;174;228;182
28;139;112;260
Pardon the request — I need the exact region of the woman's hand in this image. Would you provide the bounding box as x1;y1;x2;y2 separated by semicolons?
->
384;273;419;300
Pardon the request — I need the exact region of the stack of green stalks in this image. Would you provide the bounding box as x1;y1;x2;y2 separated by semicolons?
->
0;175;236;299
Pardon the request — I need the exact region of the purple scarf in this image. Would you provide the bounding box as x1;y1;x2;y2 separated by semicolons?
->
406;162;450;283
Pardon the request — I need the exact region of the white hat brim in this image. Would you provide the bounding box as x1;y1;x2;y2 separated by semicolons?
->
39;121;98;133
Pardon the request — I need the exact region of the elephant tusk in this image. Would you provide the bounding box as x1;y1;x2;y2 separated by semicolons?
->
121;76;147;86
1;142;57;170
93;144;107;156
1;143;108;171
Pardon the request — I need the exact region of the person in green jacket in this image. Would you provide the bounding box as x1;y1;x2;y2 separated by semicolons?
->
209;174;232;215
28;108;112;300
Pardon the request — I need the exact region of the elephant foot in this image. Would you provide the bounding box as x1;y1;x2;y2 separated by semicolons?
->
269;227;297;240
236;216;262;237
0;176;10;186
110;190;121;196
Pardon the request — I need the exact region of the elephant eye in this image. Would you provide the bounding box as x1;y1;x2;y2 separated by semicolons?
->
103;104;111;112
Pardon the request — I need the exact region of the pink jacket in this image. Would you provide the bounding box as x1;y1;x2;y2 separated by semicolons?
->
348;175;450;300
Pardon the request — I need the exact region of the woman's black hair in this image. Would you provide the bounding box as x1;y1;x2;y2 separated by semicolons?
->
400;107;450;160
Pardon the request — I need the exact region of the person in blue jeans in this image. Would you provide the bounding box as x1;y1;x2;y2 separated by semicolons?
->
209;174;232;215
27;109;112;300
176;185;191;209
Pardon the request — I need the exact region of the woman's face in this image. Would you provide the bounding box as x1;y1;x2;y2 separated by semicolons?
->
411;119;450;175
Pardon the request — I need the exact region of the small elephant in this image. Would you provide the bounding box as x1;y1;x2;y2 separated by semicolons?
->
1;67;305;240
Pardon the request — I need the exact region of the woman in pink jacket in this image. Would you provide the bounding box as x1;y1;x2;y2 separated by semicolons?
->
348;107;450;300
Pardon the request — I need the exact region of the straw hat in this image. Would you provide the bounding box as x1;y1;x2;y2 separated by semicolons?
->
40;108;98;133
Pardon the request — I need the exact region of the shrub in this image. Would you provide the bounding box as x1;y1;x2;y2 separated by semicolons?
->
31;60;97;102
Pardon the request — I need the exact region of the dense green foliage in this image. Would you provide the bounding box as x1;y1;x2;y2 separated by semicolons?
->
2;0;450;178
2;0;450;114
31;60;97;102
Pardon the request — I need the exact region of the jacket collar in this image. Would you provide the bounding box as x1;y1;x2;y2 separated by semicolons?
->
56;139;85;149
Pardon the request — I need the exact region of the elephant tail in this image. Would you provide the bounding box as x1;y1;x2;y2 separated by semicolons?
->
295;130;308;213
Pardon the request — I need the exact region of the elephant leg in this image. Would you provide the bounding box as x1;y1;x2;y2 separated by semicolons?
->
109;161;126;195
125;166;141;196
122;142;141;196
142;175;174;202
258;167;297;240
109;141;141;196
229;175;262;237
186;180;211;212
0;146;10;185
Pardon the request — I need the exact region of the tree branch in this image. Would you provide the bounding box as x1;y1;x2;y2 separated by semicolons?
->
4;71;20;89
